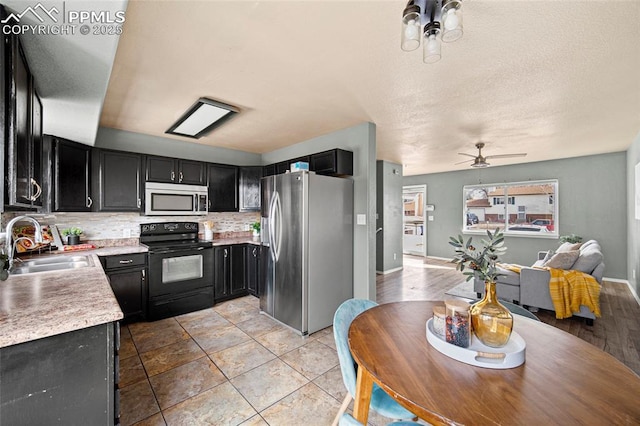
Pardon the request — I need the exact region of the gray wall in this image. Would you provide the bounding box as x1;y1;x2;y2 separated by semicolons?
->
263;122;377;300
626;133;640;297
376;161;403;273
95;127;262;166
404;152;627;279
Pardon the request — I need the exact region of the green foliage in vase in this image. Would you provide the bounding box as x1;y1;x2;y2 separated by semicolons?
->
449;228;507;282
251;222;261;232
559;234;582;244
61;227;83;236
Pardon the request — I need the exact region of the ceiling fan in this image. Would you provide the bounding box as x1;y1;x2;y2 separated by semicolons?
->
456;142;527;168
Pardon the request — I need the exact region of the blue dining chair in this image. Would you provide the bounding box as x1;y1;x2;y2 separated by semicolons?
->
332;299;416;426
339;413;421;426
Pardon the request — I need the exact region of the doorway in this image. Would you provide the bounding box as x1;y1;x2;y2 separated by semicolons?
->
403;185;427;256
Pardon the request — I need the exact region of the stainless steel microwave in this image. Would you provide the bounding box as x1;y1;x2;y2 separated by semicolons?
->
144;182;208;216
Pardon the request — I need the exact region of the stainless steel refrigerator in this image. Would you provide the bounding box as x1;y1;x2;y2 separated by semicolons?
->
260;171;353;335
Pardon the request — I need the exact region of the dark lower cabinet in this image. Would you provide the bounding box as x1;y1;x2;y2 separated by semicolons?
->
246;245;260;296
92;149;143;212
100;253;148;323
214;244;247;302
0;322;117;425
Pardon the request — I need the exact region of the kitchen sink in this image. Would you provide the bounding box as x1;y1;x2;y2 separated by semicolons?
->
11;255;93;275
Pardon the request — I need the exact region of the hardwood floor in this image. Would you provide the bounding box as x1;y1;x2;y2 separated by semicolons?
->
377;255;640;376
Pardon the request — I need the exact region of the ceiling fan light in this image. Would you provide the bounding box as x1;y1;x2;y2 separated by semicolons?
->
401;5;421;51
471;161;489;168
423;22;441;64
441;0;463;43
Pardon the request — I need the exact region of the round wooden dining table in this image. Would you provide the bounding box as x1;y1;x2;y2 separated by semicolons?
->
348;301;640;425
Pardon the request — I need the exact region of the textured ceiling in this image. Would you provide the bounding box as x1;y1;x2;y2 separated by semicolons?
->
15;1;640;176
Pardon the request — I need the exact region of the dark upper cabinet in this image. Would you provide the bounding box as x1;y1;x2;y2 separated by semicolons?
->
179;159;206;185
311;149;353;176
245;244;260;296
4;33;43;209
92;149;142;212
239;166;262;212
275;161;289;175
264;149;353;177
207;164;238;212
145;155;205;185
263;164;276;177
50;136;91;212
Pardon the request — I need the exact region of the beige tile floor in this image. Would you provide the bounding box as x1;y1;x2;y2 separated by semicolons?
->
119;295;397;426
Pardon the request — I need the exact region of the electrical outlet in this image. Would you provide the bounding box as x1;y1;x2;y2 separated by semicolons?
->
393;253;397;260
633;269;636;279
123;228;131;238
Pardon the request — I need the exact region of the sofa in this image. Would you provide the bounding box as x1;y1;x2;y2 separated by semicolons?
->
474;240;604;323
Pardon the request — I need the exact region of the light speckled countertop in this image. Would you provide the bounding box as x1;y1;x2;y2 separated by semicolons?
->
0;240;262;349
0;253;124;348
208;236;262;246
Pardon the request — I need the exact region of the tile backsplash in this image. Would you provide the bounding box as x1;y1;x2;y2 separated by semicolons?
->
1;211;260;241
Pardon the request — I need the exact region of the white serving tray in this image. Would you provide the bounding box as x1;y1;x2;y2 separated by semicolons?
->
426;318;526;369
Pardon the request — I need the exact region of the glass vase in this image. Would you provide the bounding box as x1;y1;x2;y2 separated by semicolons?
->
470;281;513;347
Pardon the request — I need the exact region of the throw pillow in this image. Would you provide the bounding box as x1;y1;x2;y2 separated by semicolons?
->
542;250;554;263
572;246;604;274
557;242;582;253
543;250;580;269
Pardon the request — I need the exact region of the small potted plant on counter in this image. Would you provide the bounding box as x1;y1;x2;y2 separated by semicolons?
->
251;222;261;237
62;227;83;245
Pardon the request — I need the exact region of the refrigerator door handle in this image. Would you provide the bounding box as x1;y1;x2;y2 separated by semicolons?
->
268;190;278;262
274;191;283;262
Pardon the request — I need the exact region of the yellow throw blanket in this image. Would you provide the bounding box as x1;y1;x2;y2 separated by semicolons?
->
546;268;601;319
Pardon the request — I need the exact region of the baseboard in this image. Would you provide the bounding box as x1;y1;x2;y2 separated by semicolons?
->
425;255;454;262
604;276;640;307
376;266;403;275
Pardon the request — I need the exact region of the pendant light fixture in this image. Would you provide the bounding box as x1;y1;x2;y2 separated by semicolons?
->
401;0;464;64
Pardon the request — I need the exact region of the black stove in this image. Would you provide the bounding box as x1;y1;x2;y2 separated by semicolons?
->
141;222;214;321
140;222;211;252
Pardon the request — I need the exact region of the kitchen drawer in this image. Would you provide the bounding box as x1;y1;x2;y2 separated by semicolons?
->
101;253;147;270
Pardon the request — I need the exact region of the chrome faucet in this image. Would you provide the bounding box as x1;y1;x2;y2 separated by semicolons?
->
3;215;43;271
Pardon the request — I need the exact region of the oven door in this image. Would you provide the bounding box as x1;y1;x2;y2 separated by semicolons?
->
148;246;214;298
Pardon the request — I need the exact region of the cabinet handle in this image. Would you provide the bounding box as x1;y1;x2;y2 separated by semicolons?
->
30;178;42;201
142;269;145;280
224;248;228;258
179;171;183;183
171;171;175;181
137;198;141;208
119;259;134;264
86;196;93;208
252;247;257;256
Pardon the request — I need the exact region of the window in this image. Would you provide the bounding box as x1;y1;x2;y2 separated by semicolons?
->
463;180;558;238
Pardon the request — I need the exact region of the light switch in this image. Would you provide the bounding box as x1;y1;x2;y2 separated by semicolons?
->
428;216;434;221
357;214;367;225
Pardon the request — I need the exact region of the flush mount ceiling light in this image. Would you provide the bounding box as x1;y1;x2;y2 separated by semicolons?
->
401;0;463;64
166;98;239;139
